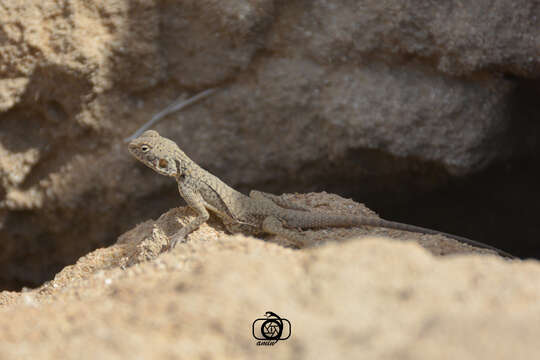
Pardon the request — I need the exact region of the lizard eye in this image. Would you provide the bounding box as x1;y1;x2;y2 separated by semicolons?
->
141;145;150;152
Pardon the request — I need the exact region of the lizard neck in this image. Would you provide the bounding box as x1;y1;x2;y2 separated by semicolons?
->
172;148;198;178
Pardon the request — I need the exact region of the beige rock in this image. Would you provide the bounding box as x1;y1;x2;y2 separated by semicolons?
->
0;0;536;291
0;201;537;359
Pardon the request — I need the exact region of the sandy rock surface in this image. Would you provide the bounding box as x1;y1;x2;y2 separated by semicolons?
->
0;193;538;359
0;0;538;311
1;1;538;356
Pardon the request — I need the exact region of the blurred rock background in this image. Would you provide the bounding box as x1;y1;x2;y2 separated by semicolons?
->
1;0;539;290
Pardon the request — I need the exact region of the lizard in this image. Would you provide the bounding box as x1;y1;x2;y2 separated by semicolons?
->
128;130;514;258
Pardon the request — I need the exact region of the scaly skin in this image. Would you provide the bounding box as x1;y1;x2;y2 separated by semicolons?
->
128;130;514;258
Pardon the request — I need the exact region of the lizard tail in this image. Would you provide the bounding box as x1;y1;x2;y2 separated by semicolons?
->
286;212;514;258
373;219;515;258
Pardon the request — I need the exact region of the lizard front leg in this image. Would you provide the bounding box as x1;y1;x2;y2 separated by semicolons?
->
170;183;210;249
261;216;305;247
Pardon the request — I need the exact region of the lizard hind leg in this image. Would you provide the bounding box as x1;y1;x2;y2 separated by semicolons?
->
249;191;310;211
261;216;306;248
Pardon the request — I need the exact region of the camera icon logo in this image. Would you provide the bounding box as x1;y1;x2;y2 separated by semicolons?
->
252;311;291;346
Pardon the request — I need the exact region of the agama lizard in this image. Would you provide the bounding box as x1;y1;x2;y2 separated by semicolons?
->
128;130;514;258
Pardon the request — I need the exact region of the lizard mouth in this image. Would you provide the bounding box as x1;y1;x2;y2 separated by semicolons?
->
158;158;168;168
152;158;177;177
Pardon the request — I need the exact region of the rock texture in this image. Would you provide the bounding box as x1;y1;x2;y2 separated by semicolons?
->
0;196;538;359
0;0;538;288
269;0;540;77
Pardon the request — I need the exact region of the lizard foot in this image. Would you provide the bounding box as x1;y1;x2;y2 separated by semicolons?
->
168;230;188;250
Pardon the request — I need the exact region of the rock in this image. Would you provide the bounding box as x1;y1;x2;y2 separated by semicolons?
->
170;58;512;182
268;0;540;77
0;206;538;359
0;0;537;288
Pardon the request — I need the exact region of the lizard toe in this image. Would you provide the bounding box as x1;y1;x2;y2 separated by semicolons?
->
169;232;188;250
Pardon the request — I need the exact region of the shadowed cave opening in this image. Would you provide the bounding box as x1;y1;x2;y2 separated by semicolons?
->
362;156;540;260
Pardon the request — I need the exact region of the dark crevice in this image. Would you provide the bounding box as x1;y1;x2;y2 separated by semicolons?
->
371;78;540;259
366;156;540;259
0;184;180;291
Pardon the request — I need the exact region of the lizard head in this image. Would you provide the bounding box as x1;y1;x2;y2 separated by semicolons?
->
128;130;180;177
